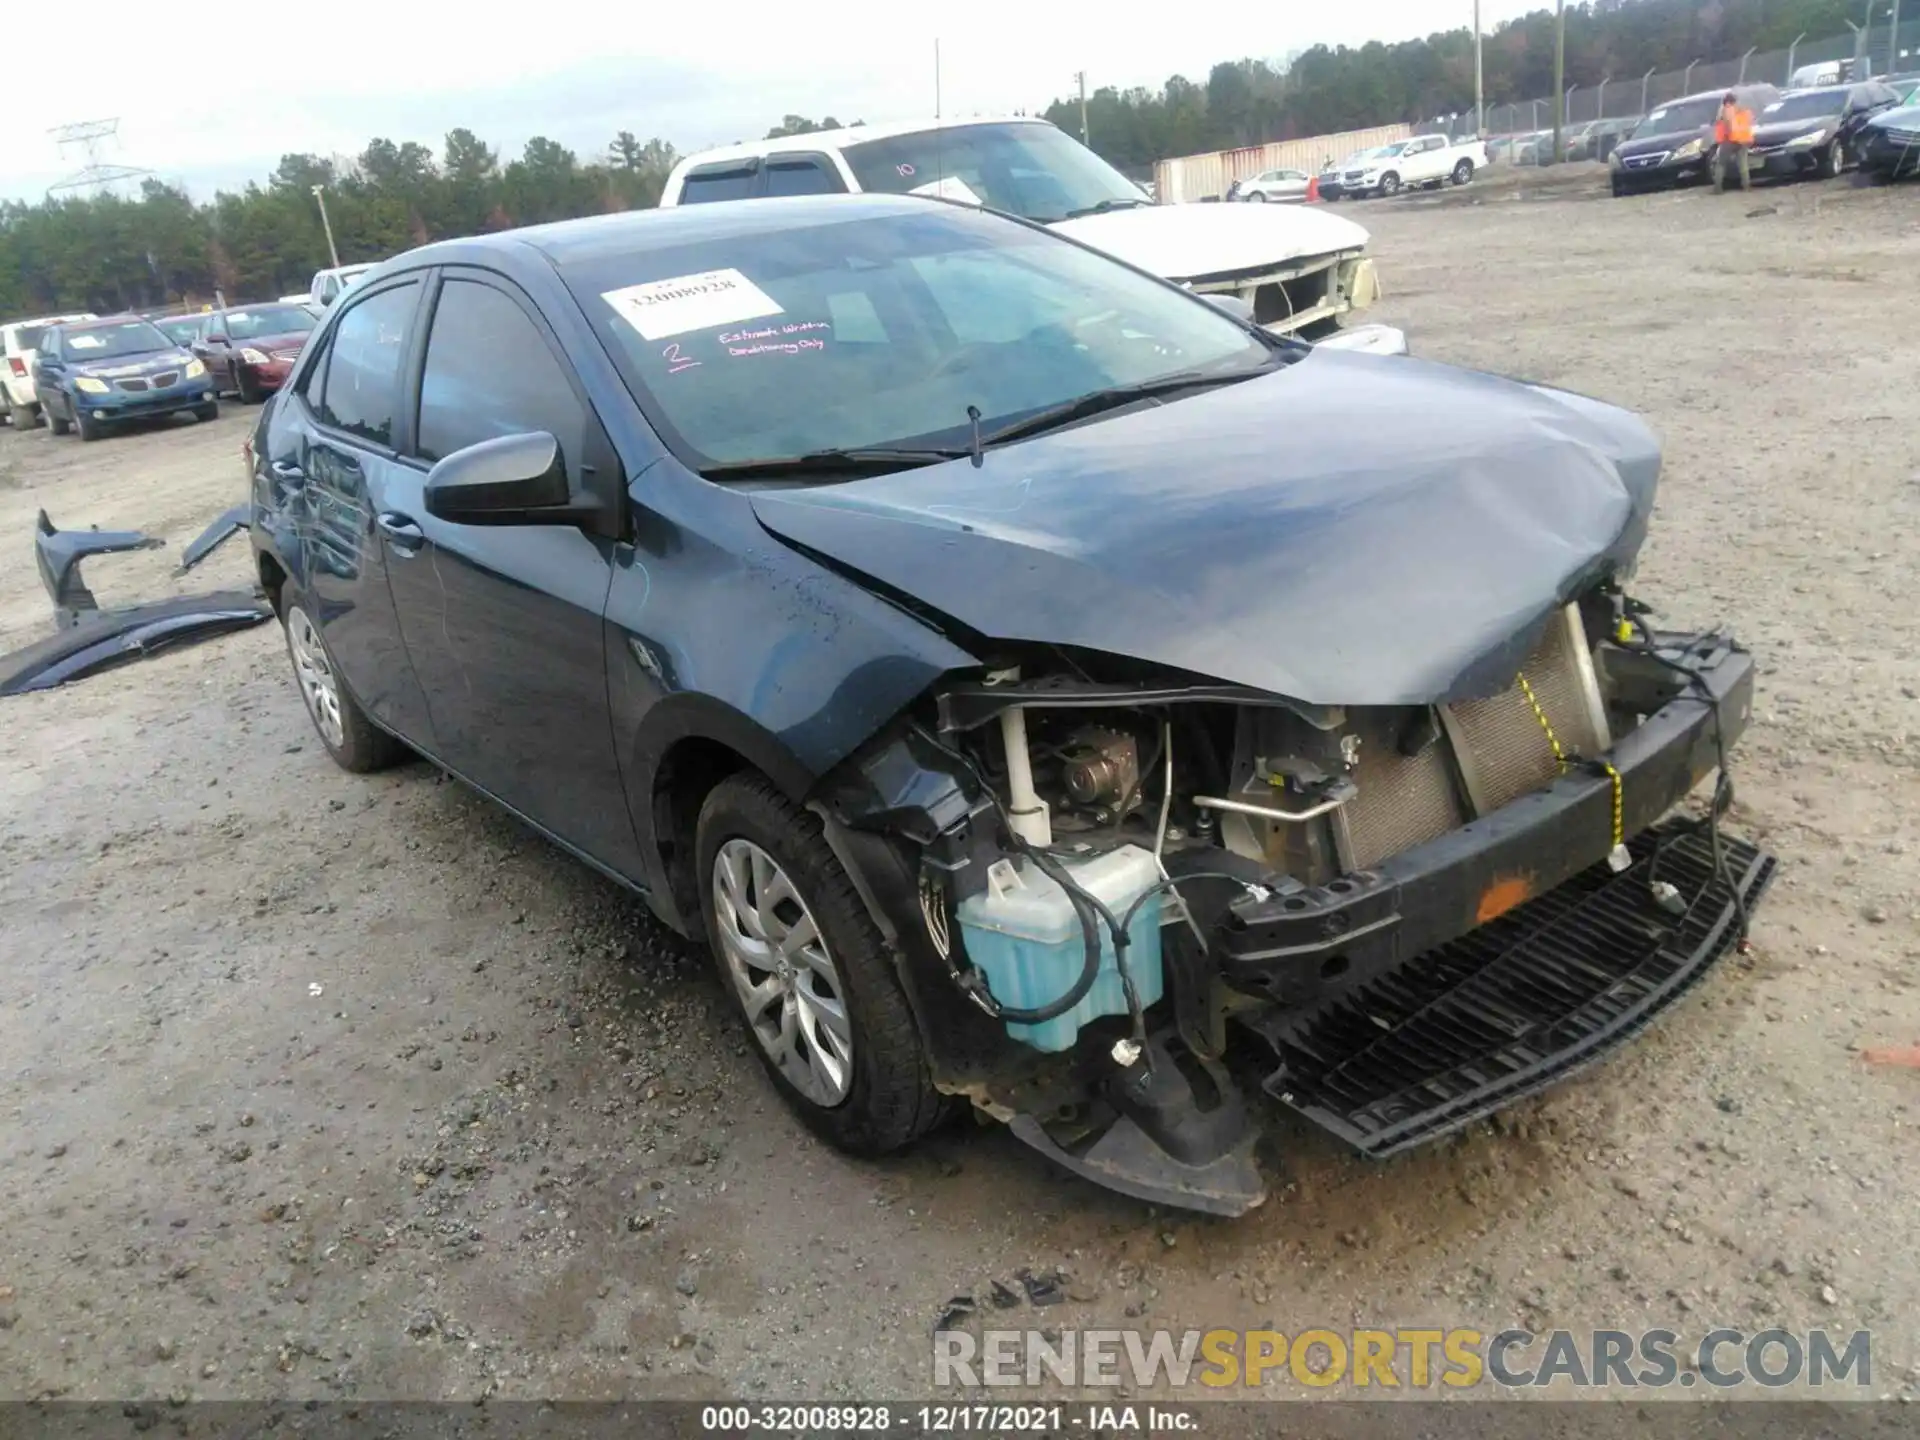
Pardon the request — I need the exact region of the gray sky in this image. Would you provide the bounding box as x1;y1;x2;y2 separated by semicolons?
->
7;0;1545;201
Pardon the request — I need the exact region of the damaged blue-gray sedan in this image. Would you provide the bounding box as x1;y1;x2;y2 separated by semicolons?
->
247;194;1772;1215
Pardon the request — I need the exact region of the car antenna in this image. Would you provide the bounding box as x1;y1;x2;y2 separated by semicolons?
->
966;404;984;467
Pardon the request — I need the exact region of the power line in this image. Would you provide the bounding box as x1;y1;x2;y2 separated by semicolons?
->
47;118;153;198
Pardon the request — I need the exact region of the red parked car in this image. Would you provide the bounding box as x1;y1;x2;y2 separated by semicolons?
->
192;302;320;403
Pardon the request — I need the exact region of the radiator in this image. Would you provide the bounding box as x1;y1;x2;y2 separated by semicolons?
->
1334;606;1609;870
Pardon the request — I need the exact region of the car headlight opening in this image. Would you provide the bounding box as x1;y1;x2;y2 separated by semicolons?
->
238;348;270;366
184;358;208;379
74;377;109;394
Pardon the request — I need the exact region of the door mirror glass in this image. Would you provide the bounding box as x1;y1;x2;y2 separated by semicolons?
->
424;431;579;525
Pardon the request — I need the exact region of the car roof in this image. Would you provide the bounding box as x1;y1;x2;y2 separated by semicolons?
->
672;114;1056;170
1775;85;1854;100
393;192;970;273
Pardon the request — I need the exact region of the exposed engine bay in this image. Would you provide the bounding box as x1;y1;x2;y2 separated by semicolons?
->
819;583;1773;1215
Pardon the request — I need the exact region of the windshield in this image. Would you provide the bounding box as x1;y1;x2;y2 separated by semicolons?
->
570;204;1273;470
223;305;317;340
1374;142;1409;157
60;320;174;359
840;122;1147;223
152;315;202;345
1763;91;1847;121
1635;98;1724;136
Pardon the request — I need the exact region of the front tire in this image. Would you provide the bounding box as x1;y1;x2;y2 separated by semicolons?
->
697;773;945;1156
194;400;219;422
73;407;100;442
1380;171;1402;197
236;369;260;404
1820;141;1846;179
48;401;70;436
281;599;406;773
1247;189;1268;202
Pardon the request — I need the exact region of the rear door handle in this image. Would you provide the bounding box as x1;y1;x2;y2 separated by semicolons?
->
376;512;426;555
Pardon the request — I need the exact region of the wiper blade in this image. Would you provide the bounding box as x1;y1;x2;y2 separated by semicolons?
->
1063;197;1153;218
699;446;968;481
977;367;1275;448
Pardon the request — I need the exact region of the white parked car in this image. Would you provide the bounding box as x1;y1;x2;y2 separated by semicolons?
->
308;262;378;308
1231;167;1313;202
659;117;1405;354
1341;134;1490;197
3;312;96;427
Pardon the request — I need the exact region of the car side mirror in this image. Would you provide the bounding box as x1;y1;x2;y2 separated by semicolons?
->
424;431;598;528
1202;294;1256;324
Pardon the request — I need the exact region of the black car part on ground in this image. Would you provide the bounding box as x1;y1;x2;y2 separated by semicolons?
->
0;591;272;696
1;508;273;696
35;509;166;624
178;504;250;573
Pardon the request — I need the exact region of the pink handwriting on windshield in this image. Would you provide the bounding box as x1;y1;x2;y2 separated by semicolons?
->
716;321;830;346
727;339;826;357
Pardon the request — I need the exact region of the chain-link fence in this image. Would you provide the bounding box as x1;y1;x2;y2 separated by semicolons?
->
1436;17;1920;143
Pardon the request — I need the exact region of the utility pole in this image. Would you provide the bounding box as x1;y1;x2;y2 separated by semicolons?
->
311;184;340;269
1473;0;1484;136
1892;0;1904;74
1552;0;1566;162
1786;32;1806;83
1075;70;1089;145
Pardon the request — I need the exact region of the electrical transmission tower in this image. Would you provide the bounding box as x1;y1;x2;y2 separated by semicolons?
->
47;118;153;197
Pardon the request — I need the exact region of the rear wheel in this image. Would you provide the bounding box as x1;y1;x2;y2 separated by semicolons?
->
282;599;406;773
1247;189;1268;202
1452;158;1475;186
696;773;945;1156
9;401;37;429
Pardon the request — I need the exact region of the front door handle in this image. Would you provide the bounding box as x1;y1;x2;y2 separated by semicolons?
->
270;459;305;489
376;512;426;555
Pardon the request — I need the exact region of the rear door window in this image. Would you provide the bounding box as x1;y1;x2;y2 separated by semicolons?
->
678;161;761;203
764;155;845;197
314;280;420;448
414;277;590;482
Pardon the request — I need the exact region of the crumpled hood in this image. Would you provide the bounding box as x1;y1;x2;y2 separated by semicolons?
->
749;351;1661;707
71;349;191;380
1049;202;1372;283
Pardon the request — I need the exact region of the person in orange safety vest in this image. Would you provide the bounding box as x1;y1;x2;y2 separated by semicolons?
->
1713;92;1756;192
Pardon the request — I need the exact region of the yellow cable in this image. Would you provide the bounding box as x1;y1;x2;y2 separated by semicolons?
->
1517;670;1624;853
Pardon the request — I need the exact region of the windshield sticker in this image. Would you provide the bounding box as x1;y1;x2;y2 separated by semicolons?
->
1647;109;1668;125
602;268;783;341
717;320;830;359
909;175;982;205
226;312;252;324
69;334;106;349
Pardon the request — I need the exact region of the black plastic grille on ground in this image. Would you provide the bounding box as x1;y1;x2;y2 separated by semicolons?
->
1241;823;1775;1159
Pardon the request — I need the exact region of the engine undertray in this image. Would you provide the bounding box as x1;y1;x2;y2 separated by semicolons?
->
1239;821;1775;1159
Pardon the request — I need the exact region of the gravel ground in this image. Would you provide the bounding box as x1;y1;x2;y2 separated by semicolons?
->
1;170;1917;1408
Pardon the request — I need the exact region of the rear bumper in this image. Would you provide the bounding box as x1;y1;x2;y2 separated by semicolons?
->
1211;629;1754;1002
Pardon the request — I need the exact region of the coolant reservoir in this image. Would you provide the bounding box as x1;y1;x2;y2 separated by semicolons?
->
955;845;1165;1053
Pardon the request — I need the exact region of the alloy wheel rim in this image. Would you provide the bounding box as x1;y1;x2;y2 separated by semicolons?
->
287;607;345;749
711;838;853;1107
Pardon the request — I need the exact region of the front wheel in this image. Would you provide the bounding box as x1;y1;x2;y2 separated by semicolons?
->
697;773;946;1156
236;369;260;404
282;599;406;773
1247;189;1268;202
47;401;70;436
194;400;219;422
1820;141;1847;179
1451;159;1475;186
73;406;100;442
1380;172;1402;197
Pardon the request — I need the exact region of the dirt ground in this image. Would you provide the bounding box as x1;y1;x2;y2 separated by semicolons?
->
2;169;1917;1409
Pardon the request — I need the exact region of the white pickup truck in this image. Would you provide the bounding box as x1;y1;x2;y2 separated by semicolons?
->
659;117;1406;354
1341;133;1489;197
